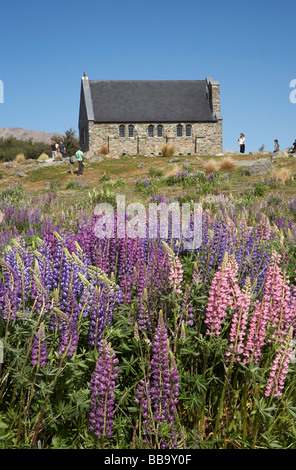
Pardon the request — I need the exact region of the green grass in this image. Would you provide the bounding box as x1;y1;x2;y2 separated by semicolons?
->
1;152;296;205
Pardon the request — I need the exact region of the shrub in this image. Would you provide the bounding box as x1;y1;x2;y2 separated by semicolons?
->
88;187;116;206
270;168;291;185
65;180;88;190
161;143;175;157
204;159;219;174
38;153;49;161
0;137;51;162
148;166;163;178
100;173;111;183
14;153;26;163
98;145;109;155
219;157;238;172
253;180;266;196
48;180;61;190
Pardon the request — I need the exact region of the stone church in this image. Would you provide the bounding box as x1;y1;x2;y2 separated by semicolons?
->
78;75;222;157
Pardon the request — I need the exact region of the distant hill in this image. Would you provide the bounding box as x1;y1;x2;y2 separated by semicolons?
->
0;127;64;144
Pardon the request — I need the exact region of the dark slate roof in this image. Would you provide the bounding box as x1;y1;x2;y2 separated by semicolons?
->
88;80;216;123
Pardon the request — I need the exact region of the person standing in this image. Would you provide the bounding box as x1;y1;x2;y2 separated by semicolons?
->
238;133;246;154
273;139;279;153
59;141;66;158
69;156;74;174
51;141;57;158
76;147;84;175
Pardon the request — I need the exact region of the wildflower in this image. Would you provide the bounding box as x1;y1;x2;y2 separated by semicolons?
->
89;340;119;438
205;254;238;336
163;242;183;295
265;327;293;398
226;277;252;362
135;311;180;449
31;324;48;366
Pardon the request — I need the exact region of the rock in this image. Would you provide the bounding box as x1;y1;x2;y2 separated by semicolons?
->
4;162;16;168
194;157;203;163
271;149;294;159
183;160;192;165
138;162;144;168
215;153;224;157
224;150;234;155
169;157;180;163
247;158;274;176
87;155;104;162
17;171;26;178
85;150;95;159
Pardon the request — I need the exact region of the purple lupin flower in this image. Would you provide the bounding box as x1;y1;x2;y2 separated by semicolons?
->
89;340;119;439
31;324;48;366
135;311;180;449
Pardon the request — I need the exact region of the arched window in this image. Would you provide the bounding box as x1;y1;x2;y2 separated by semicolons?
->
157;125;163;137
128;125;134;137
119;125;125;137
186;124;192;137
177;124;183;137
148;125;154;137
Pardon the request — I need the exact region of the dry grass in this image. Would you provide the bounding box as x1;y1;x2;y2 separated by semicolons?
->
219;156;238;172
162;163;183;177
97;145;109;155
204;158;219;174
14;153;26;163
160;143;175;157
37;153;49;161
270;168;292;185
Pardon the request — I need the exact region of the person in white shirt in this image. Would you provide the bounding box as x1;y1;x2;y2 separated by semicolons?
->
238;133;246;153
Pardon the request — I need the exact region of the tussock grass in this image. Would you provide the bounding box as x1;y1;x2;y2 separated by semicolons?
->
270;168;291;185
14;153;26;163
97;145;109;155
161;144;175;157
162;163;183;178
204;158;219;174
219;156;238;172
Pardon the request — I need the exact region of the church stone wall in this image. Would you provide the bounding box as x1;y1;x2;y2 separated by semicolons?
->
88;120;222;157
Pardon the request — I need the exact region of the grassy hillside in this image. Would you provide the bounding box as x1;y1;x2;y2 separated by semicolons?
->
1;152;296;205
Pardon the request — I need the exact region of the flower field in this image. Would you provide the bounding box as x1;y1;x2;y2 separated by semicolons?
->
1;179;296;449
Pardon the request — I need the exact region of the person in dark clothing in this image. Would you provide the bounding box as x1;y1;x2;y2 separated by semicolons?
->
59;141;66;158
238;133;246;153
273;139;279;153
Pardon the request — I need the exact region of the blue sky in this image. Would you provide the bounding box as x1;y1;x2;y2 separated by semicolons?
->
1;0;295;153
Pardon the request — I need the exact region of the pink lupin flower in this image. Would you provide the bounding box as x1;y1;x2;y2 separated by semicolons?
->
243;298;269;364
163;242;183;295
205;253;239;337
259;251;294;345
265;327;293;398
226;277;252;362
244;251;296;365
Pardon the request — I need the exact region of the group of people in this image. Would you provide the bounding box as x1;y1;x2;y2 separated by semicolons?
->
51;140;66;159
51;140;84;176
238;133;282;154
